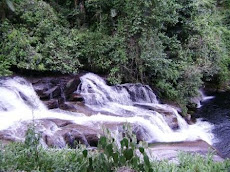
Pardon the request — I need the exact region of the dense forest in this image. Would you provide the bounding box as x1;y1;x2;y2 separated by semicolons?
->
0;0;230;113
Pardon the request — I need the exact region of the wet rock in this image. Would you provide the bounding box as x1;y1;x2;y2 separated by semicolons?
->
115;83;158;103
190;95;202;109
64;130;89;147
60;124;100;147
48;118;73;127
116;167;136;172
42;134;66;148
27;75;80;101
85;134;99;147
5;119;101;148
184;114;195;124
149;140;224;163
43;86;61;99
32;80;48;96
134;103;179;129
0;131;18;143
58;102;101;116
59;102;77;111
31;79;53;99
0;126;27;144
33;84;60;100
133;125;150;142
68;92;84;102
64;77;81;99
44;99;59;109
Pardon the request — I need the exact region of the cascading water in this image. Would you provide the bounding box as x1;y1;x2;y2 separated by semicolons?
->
0;73;214;147
76;73;214;144
195;91;230;158
191;89;215;108
0;77;85;131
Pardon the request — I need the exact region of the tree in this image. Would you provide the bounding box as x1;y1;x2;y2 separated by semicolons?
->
0;0;15;20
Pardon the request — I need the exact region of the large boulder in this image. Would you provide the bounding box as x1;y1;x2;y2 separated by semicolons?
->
149;140;224;163
115;83;158;104
43;99;59;109
64;78;81;99
27;75;81;101
134;103;179;129
0;117;154;148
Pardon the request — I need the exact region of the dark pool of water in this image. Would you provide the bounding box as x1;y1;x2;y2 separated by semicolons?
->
195;91;230;158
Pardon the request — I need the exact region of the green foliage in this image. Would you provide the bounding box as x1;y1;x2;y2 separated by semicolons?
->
0;126;230;171
0;0;230;112
178;152;230;172
0;0;81;74
0;55;12;76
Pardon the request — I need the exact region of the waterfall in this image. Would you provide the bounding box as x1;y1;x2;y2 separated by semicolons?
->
0;74;215;146
200;90;214;102
76;73;214;144
0;77;82;131
191;90;215;108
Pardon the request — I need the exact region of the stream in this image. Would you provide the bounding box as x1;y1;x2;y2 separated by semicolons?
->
195;91;230;158
0;73;226;160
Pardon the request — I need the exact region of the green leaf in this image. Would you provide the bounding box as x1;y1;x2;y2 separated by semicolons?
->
98;136;107;149
89;157;92;167
105;143;113;157
112;153;119;163
121;138;129;148
144;154;150;167
124;149;133;161
139;147;145;154
120;155;126;164
131;157;139;168
82;149;88;158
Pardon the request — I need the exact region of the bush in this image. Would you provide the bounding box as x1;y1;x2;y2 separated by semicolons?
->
0;0;230;112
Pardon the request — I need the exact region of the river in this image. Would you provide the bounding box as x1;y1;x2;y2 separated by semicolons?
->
0;73;226;160
195;91;230;158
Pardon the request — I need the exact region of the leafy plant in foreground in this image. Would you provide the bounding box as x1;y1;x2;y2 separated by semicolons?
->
0;125;230;171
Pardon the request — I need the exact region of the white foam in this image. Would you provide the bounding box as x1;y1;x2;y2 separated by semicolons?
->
0;75;215;145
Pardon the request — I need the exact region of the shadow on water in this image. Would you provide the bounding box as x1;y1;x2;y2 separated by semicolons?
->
195;91;230;158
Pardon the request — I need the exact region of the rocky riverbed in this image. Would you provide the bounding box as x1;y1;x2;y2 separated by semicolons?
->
0;73;224;161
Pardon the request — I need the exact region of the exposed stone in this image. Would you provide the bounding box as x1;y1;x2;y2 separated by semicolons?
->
68;92;84;102
149;140;224;163
48;118;73;127
184;114;195;124
115;83;158;103
0;131;18;143
64;77;81;99
0;119;101;148
134;103;179;129
116;167;137;172
133;125;150;142
43;86;61;99
59;102;102;116
42;134;66;148
190;95;202;109
27;75;80;101
0;117;151;148
44;99;59;109
58;102;77;111
60;124;100;147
